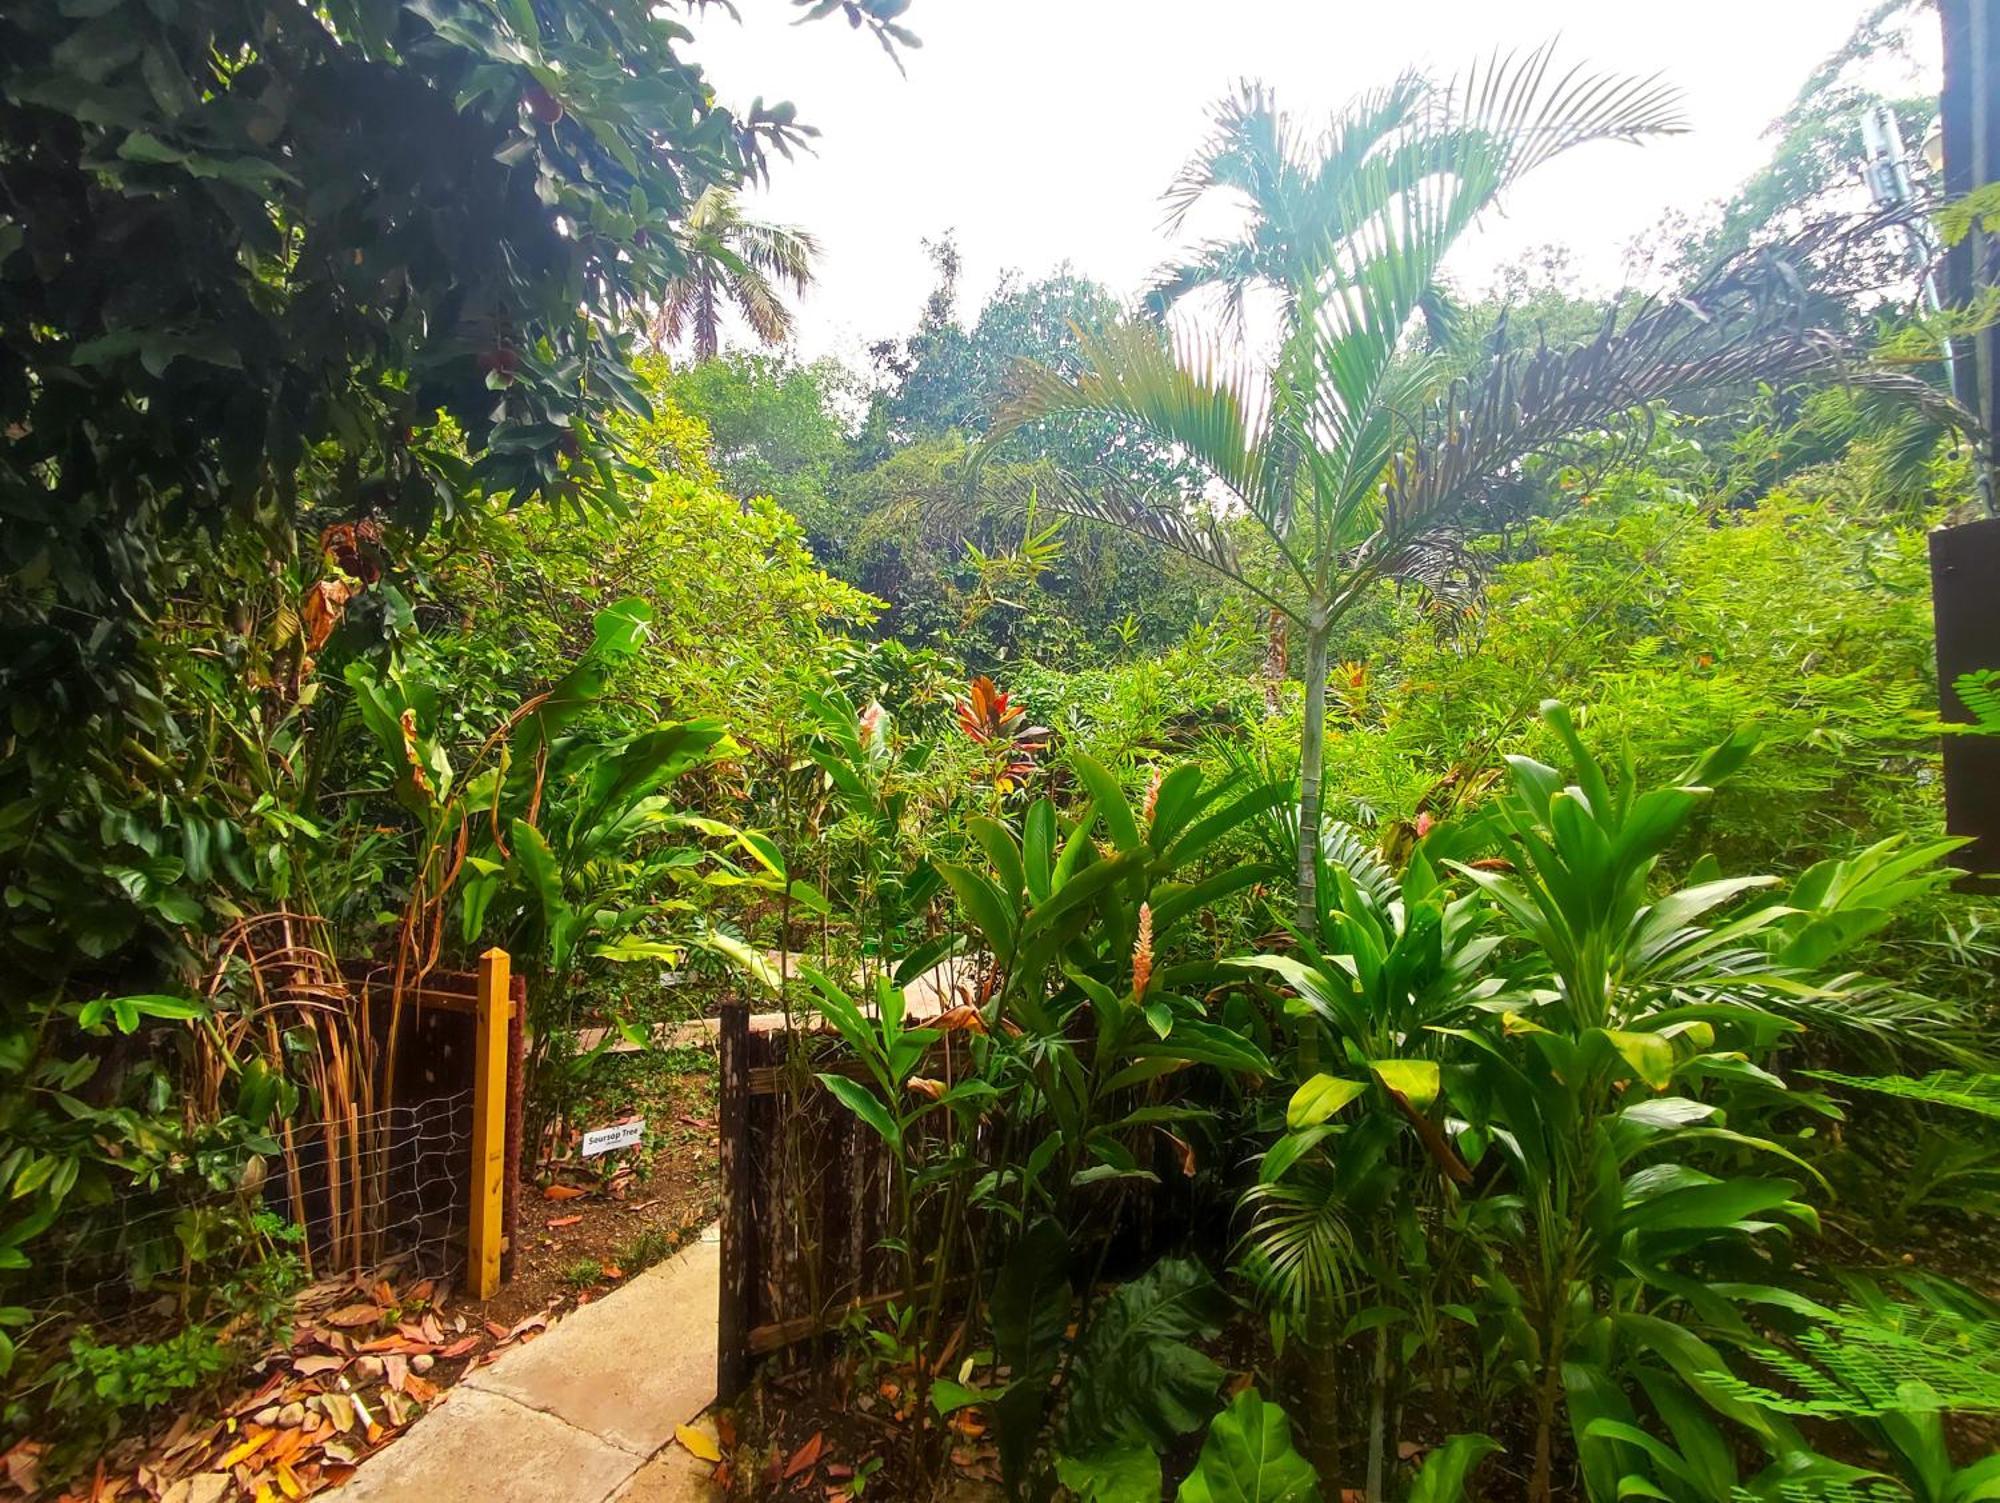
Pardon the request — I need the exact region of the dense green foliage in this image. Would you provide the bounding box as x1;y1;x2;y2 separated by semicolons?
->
2;0;1997;1497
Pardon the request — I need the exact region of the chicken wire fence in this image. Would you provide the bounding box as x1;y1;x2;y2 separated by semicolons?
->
16;1089;474;1338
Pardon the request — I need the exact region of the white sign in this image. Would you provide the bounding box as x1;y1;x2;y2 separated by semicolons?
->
581;1119;645;1157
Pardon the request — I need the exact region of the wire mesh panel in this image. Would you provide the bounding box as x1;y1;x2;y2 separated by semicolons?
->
15;1090;475;1360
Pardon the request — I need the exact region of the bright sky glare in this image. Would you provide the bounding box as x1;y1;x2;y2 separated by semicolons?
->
692;1;1935;367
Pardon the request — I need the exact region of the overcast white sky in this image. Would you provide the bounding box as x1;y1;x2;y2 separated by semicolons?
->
691;1;1935;367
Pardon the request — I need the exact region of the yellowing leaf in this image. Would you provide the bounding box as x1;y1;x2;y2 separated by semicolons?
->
1369;1059;1440;1109
676;1424;722;1463
1599;1029;1674;1091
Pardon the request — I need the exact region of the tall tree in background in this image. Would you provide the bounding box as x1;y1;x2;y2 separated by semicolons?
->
984;47;1907;933
649;186;821;361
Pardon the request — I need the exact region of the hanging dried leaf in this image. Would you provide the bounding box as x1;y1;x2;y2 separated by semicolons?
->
300;579;353;653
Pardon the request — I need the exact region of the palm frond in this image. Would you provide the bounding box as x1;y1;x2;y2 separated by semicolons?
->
648;185;816;358
1160;79;1304;238
1369;240;1978;574
1320;820;1399;911
726;259;793;346
1236;1175;1369;1319
731;218;819;290
986;322;1269;506
1439;40;1689;184
1804;1069;2000;1120
1140;240;1261;327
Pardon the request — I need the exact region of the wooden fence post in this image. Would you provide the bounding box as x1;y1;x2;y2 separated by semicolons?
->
468;947;511;1301
716;997;752;1400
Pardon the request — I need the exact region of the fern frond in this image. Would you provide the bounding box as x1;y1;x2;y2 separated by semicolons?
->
1955;668;2000;734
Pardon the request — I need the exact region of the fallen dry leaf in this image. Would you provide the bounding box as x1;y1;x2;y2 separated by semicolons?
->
318;1394;356;1435
438;1336;481;1360
218;1431;272;1470
324;1304;384;1330
292;1355;345;1378
546;1215;583;1230
784;1433;824;1480
674;1426;722;1464
503;1313;549;1343
541;1184;587;1202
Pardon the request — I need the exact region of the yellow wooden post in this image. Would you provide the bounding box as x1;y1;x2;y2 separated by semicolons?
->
468;947;510;1300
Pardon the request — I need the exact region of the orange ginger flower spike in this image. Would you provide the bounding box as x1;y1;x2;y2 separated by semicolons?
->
1132;902;1154;999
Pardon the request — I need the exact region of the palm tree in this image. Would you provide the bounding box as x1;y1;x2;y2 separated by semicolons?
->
979;47;1927;934
649;186;819;360
1139;59;1685;710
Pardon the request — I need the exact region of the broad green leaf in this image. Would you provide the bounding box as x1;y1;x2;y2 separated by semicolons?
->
1408;1434;1501;1503
1062;1258;1228;1452
1056;1446;1162;1503
1622;1177;1798;1235
969;814;1027;904
815;1074;900;1151
992;1219;1071;1381
936;861;1017;953
1286;1074;1367;1130
930;1378;992;1415
693;932;778;992
1072;753;1142;853
1179;1387;1321;1503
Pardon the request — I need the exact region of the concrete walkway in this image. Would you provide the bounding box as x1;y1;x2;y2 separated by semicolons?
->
334;1226;722;1503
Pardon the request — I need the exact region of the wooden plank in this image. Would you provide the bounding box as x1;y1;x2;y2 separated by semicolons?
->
466;948;510;1300
503;971;526;1276
716;998;753;1401
746;1276;974;1356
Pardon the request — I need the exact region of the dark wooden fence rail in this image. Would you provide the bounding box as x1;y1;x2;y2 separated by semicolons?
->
713;992;1201;1399
716;998;973;1399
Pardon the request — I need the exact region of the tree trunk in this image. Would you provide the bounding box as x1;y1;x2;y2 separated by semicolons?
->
1366;1324;1388;1503
1262;608;1289;715
1301;1294;1344;1489
1295;620;1330;933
